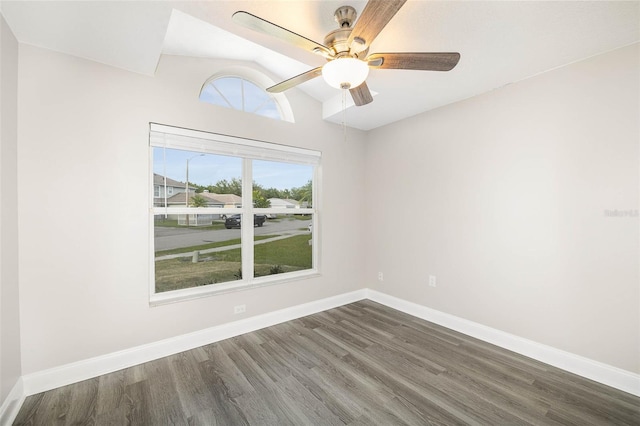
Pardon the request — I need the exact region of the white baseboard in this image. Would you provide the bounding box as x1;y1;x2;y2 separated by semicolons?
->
366;289;640;397
0;377;24;426
21;289;367;396
8;287;639;421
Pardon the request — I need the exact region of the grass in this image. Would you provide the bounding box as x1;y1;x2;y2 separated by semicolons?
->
255;234;312;268
155;234;313;293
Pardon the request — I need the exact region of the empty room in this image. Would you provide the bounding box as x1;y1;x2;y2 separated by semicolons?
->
1;1;639;424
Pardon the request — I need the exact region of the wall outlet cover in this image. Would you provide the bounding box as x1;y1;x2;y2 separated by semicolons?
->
429;275;437;287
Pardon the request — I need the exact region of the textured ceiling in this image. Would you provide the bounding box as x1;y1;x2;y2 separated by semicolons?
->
1;1;639;130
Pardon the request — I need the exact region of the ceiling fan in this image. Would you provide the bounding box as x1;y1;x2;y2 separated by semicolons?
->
232;0;460;106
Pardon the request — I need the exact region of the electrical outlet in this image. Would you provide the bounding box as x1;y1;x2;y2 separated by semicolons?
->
378;272;384;281
429;275;437;287
234;304;246;314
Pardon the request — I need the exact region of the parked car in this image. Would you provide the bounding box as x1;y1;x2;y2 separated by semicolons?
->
225;214;267;229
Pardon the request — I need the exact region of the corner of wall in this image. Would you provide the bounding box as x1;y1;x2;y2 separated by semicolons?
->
0;378;24;426
0;11;23;414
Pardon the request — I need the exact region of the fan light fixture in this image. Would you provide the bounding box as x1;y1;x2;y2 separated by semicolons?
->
322;57;369;90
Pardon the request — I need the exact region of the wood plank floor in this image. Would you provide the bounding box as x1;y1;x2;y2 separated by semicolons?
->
14;300;640;425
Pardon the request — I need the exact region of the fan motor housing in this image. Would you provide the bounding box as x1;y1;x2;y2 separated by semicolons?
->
324;28;369;59
324;5;369;59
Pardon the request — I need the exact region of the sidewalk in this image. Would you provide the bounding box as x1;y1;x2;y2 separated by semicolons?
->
155;231;309;261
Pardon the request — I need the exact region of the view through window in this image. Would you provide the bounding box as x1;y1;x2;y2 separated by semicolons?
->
200;77;282;121
150;124;320;303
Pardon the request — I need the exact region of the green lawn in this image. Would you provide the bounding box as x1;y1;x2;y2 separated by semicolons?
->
155;234;312;293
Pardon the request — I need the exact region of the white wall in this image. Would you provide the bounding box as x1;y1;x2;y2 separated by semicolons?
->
16;47;367;374
365;43;640;373
0;14;22;401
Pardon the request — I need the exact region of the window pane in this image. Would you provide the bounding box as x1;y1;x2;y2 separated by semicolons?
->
199;83;231;109
213;77;243;110
252;159;314;278
252;160;313;207
243;80;272;113
154;213;243;292
254;213;313;278
153;147;244;293
153;147;243;205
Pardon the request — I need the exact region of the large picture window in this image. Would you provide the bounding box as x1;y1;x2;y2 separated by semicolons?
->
150;124;320;304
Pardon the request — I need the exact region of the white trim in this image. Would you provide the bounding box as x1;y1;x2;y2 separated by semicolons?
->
21;290;367;396
0;377;25;426
312;164;322;272
366;289;640;397
241;157;253;283
149;271;321;306
149;123;320;165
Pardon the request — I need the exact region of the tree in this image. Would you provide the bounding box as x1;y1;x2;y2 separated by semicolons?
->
205;178;308;205
261;187;282;199
291;180;312;205
280;189;292;200
208;178;242;196
190;194;208;207
252;189;271;208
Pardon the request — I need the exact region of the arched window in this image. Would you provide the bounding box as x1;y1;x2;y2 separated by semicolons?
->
199;67;294;123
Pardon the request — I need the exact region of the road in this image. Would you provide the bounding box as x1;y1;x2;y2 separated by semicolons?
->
154;218;311;251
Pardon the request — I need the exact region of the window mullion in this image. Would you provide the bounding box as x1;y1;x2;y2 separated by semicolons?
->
241;158;254;281
312;164;321;271
212;83;234;109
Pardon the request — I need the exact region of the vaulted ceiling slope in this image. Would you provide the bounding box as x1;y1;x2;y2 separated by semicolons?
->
1;1;638;130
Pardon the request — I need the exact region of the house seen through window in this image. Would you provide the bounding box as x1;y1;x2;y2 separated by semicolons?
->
150;124;319;304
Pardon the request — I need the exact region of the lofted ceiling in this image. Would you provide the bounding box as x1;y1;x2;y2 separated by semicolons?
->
1;1;639;130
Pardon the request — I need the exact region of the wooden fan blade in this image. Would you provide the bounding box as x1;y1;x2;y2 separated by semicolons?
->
347;0;407;52
350;81;373;106
233;11;334;58
267;67;323;93
367;52;461;71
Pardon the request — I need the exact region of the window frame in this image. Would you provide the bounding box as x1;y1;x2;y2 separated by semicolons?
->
149;123;321;305
198;66;295;123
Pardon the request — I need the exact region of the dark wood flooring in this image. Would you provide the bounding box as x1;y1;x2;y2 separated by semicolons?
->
14;300;640;425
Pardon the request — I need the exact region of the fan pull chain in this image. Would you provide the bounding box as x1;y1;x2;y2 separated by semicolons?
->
342;88;347;142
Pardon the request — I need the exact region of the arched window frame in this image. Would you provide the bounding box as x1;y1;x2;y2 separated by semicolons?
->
199;66;295;123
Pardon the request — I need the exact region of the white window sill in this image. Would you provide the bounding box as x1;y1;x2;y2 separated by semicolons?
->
149;270;321;307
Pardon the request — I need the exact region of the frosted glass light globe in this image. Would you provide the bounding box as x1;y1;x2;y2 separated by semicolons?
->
322;58;369;90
